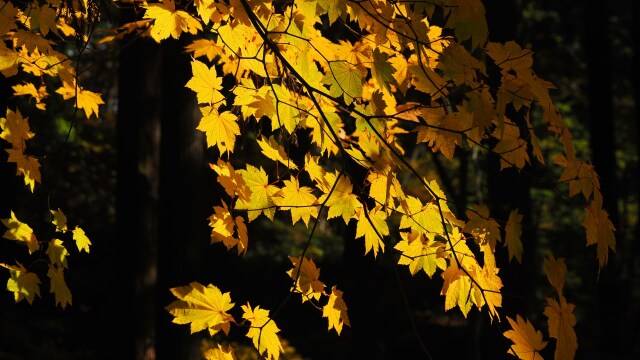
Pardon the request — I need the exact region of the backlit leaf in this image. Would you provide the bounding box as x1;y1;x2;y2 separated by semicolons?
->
1;262;40;304
242;304;283;360
503;315;547;360
322;286;350;335
47;265;72;309
166;282;235;336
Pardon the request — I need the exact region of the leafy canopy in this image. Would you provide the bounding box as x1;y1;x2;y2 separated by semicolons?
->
0;0;616;359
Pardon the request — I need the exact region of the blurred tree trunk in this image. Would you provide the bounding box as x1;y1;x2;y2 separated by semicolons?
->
115;36;162;359
586;2;622;357
156;38;210;360
485;2;534;358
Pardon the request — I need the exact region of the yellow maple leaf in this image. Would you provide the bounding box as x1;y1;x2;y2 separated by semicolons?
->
208;201;248;255
441;262;472;317
242;303;284;360
355;206;389;257
287;256;325;302
47;264;72;309
543;252;567;296
583;201;616;270
319;173;361;224
236;165;279;221
72;226;92;253
55;81;104;119
50;208;68;232
1;262;41;304
144;0;202;42
322;286;350;335
273;177;318;226
204;344;236;360
166;282;235;336
197;107;239;154
544;296;577;360
257;136;299;170
398;196;443;236
185;39;224;62
186;60;224;105
395;231;446;277
0;108;34;150
1;210;40;254
504;209;523;263
12;83;48;110
46;238;69;268
6;148;41;192
503;315;547;360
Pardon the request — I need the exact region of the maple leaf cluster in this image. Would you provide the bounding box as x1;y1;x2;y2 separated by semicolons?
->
0;0;616;359
1;209;91;309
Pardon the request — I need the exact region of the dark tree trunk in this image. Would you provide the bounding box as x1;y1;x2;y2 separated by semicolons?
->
156;38;211;360
586;2;622;357
485;2;534;359
114;36;162;359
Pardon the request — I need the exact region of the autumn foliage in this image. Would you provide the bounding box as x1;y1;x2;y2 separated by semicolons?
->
0;0;617;359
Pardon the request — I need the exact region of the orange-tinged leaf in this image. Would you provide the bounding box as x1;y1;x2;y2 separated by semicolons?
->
0;1;18;36
504;209;523;263
492;120;529;169
1;108;34;150
55;81;104;119
72;226;91;253
544;252;566;296
583;201;616;270
204;344;237;360
166;282;235;336
1;210;40;254
27;4;58;37
320;174;361;224
208;201;249;255
503;315;547;360
144;0;202;42
185;39;224;62
242;303;284;360
544;296;577;360
186;60;224;105
395;232;446;277
236;165;279;221
47;265;72;309
46;239;69;268
273;177;318;226
50;208;68;232
322;286;350;335
257;136;298;170
464;205;501;252
210;159;250;202
6;148;41;192
198;107;239;154
355;206;388;257
1;262;40;304
441;262;472;317
12;83;48;110
287;256;325;302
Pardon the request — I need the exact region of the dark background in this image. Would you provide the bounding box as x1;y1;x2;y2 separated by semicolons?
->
1;1;639;359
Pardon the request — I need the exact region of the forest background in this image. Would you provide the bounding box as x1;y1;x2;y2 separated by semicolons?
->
0;0;639;359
